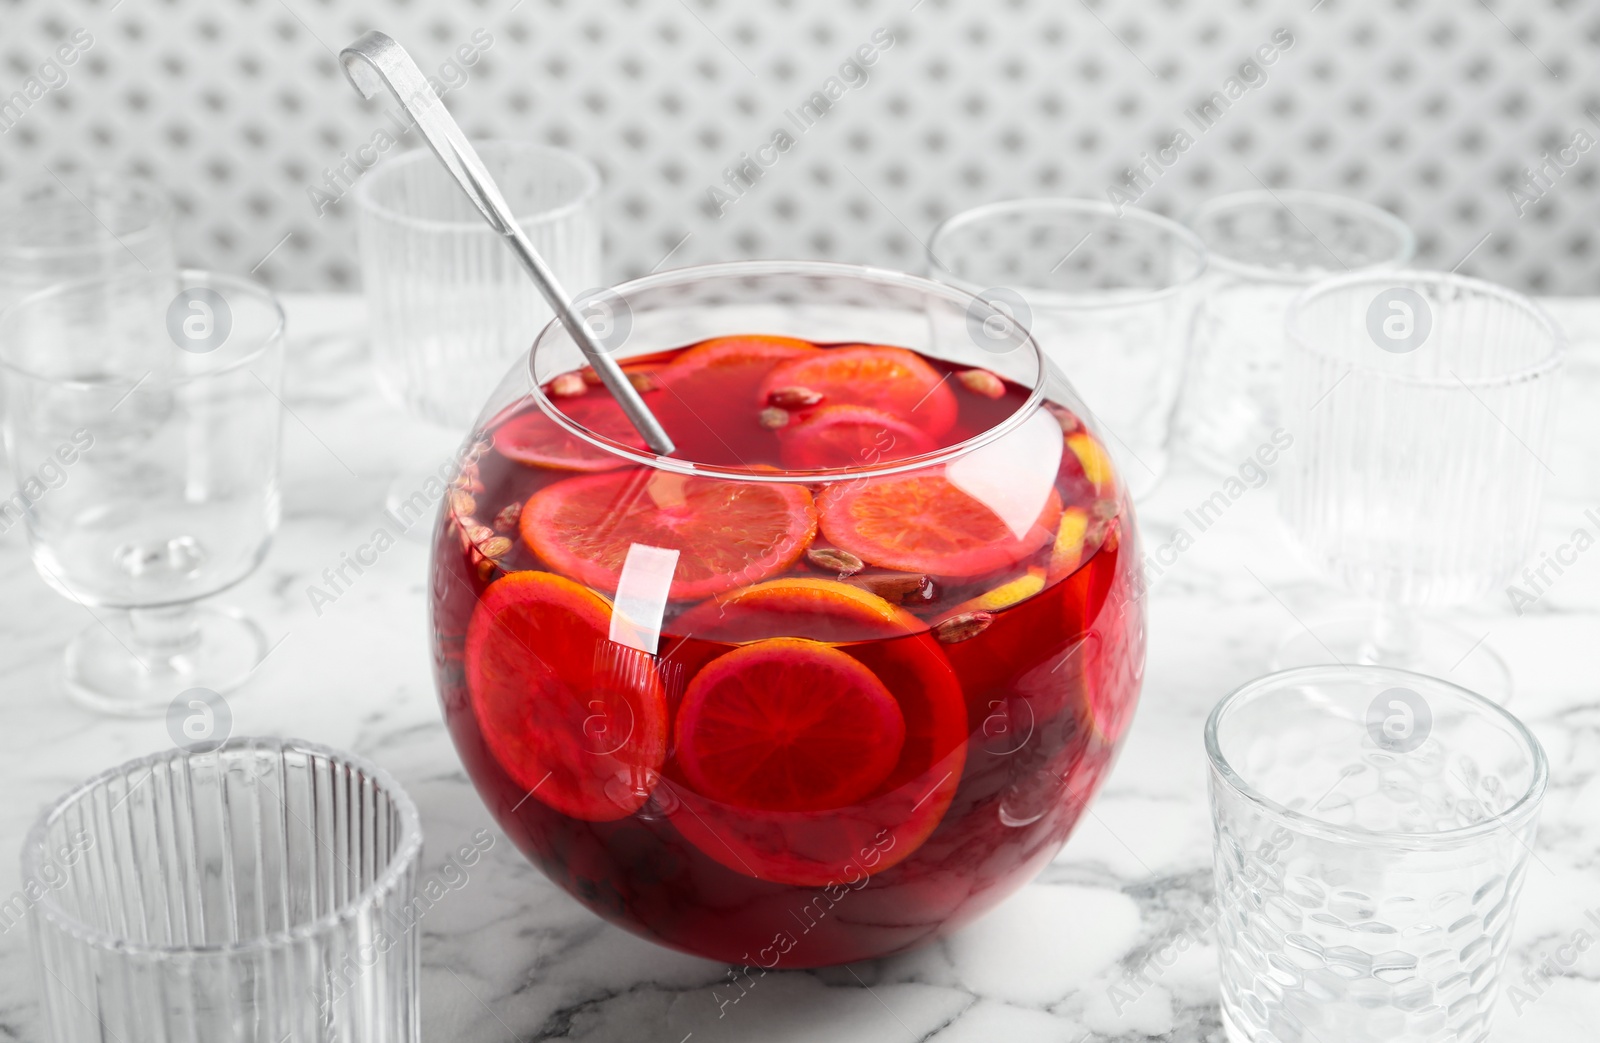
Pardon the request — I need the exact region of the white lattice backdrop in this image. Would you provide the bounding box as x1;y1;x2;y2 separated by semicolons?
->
1;0;1596;294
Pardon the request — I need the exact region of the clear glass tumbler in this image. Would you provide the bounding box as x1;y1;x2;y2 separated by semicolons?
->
1276;271;1564;699
1207;666;1546;1043
355;140;601;430
23;737;423;1043
0;269;286;714
0;174;176;311
928;198;1207;500
1178;190;1414;474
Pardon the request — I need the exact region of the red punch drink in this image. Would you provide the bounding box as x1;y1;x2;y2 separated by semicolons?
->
431;330;1144;967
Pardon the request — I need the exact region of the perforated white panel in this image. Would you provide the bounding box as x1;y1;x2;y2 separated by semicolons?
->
2;0;1596;294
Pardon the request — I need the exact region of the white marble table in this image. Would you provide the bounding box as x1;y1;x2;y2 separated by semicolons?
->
1;295;1598;1042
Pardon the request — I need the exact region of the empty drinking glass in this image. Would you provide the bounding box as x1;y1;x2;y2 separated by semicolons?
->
1207;666;1546;1043
1276;271;1564;699
356;139;601;429
928;198;1207;499
1177;190;1414;474
23;737;423;1043
0;174;176;311
0;270;285;714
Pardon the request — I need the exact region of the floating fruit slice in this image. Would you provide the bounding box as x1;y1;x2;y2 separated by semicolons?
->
758;346;959;438
662;578;969;885
465;571;667;821
673;576;925;644
675;638;906;812
818;471;1061;578
1048;506;1090;579
777;405;937;470
658;335;818;387
493;395;649;472
1067;432;1115;496
647;335;820;466
945;567;1047;619
520;469;816;601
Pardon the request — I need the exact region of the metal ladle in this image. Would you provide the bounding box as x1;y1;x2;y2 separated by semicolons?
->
339;30;676;456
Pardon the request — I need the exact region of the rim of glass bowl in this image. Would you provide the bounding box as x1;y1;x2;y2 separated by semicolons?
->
1204;665;1548;849
926;197;1209;310
1185;188;1417;285
20;737;424;958
1286;268;1565;390
0;178;172;260
353;139;601;233
0;268;285;389
521;259;1053;483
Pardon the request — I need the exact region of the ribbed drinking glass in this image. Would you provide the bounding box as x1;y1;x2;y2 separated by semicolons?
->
356;140;601;429
1276;271;1563;698
22;738;423;1043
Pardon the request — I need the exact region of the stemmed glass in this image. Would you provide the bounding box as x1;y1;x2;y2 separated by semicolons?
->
1275;271;1564;699
0;175;176;535
0;269;285;714
1178;190;1414;474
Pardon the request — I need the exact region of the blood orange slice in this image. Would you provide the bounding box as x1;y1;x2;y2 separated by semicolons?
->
777;405;937;470
519;469;817;601
662;578;969;885
658;335;818;387
758;346;959;438
818;471;1062;578
672;576;925;644
465;571;667;821
675;638;905;812
493;395;649;472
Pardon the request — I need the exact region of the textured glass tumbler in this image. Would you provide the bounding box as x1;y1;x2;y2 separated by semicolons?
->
0;174;176;311
928;198;1206;500
1177;190;1414;474
0;270;285;714
356;140;601;429
1206;666;1546;1043
23;738;423;1043
1276;271;1564;699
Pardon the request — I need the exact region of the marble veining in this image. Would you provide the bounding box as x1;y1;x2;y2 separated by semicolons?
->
0;296;1596;1041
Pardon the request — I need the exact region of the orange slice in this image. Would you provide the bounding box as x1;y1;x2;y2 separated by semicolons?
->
817;471;1061;578
465;571;667;821
674;638;906;812
661;577;969;885
778;404;937;470
758;345;959;438
519;470;817;601
493;395;651;472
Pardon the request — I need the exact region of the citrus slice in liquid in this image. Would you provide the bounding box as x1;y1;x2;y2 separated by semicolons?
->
818;472;1061;578
519;469;817;601
662;578;968;886
674;637;906;812
777;404;937;470
465;571;667;821
758;345;959;438
493;395;650;472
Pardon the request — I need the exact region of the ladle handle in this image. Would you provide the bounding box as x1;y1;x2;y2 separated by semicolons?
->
339;30;675;456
